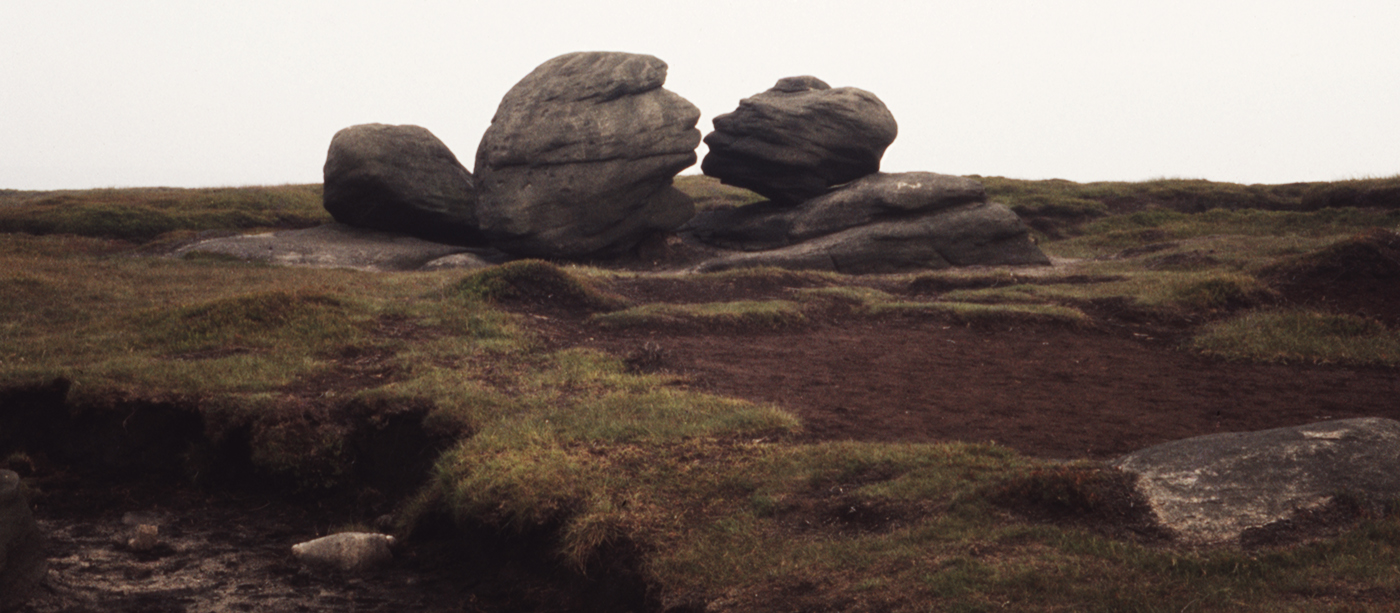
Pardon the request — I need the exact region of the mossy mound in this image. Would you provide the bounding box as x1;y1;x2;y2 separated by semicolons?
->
452;260;628;313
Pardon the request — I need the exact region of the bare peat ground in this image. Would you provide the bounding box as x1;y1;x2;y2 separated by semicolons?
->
570;273;1400;461
18;242;1400;612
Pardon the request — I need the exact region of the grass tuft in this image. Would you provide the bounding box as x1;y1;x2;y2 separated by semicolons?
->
451;260;628;312
674;174;767;210
1192;310;1400;366
591;300;805;329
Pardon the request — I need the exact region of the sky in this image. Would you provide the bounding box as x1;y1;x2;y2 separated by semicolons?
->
2;0;1397;190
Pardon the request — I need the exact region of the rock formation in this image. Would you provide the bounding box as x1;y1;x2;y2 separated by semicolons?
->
322;123;481;245
686;172;1049;274
1;470;46;611
701;76;898;205
474;52;702;258
1113;418;1400;544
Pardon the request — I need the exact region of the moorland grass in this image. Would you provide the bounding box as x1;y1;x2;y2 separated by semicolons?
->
4;177;1400;610
0;184;328;243
979;174;1400;222
590;300;805;329
673;174;766;210
1193;310;1400;366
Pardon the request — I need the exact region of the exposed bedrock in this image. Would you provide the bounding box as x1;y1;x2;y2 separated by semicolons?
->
687;172;1049;274
701;76;898;205
322;123;482;246
474;51;702;259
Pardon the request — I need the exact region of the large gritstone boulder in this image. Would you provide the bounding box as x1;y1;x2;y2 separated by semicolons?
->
1;470;45;611
1113;418;1400;545
701;76;898;205
322;123;482;246
474;52;702;259
686;172;1049;274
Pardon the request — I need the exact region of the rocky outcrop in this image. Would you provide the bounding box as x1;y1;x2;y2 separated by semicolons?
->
1;470;46;611
474;52;702;259
322;124;481;246
1113;418;1400;545
686;172;1049;274
701;76;898;205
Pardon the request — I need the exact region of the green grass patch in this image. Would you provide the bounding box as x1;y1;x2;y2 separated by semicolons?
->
1193;310;1400;366
590;300;804;329
451;259;628;312
870;301;1089;324
139;290;364;353
673;174;767;210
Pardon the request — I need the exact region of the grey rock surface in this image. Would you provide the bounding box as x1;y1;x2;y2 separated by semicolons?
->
1113;418;1400;544
1;469;46;612
174;223;506;272
323;123;481;245
474;52;702;258
694;201;1048;274
687;172;989;251
686;172;1047;274
291;532;394;573
701;76;898;205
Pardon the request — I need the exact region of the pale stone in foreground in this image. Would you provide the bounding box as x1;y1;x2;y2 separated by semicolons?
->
1113;417;1400;544
291;532;395;573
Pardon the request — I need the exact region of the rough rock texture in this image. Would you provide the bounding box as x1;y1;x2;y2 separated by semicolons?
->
291;532;394;573
701;76;898;205
686;172;1049;274
323;123;481;245
1113;418;1400;544
1;470;46;611
173;223;504;272
474;52;702;258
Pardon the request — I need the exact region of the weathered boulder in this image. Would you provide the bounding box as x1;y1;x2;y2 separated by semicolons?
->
291;532;395;573
474;52;702;258
1;470;46;611
1113;418;1400;545
323;123;482;245
686;172;1048;274
701;76;898;205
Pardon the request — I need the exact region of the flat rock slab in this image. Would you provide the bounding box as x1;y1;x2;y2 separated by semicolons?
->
1113;417;1400;544
174;223;501;272
692;201;1049;274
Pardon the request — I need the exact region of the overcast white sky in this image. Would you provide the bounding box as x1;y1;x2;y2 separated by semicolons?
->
2;1;1397;190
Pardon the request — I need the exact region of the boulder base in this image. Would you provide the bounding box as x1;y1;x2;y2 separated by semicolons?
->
686;172;1048;274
